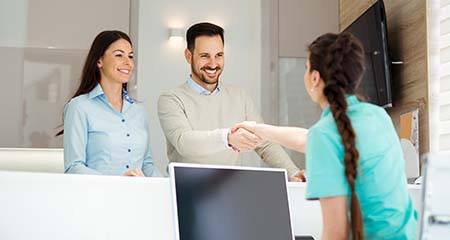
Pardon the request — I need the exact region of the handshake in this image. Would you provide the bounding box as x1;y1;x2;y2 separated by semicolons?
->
228;121;306;182
227;121;262;152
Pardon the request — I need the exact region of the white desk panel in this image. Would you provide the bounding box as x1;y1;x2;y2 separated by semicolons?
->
0;172;174;240
0;171;421;240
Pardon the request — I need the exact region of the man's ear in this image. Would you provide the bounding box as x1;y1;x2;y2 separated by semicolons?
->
184;48;192;64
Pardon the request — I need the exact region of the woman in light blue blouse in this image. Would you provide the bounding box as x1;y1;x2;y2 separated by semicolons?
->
233;32;416;239
56;30;154;177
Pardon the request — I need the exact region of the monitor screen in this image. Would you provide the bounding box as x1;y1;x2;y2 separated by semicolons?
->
344;0;392;107
170;164;294;240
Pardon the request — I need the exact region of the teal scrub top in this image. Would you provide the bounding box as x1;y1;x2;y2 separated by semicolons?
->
305;95;417;240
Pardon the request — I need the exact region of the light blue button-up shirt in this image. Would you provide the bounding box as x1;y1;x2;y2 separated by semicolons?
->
63;84;154;176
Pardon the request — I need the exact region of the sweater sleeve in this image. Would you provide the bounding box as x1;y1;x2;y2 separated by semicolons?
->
157;92;229;158
243;92;300;176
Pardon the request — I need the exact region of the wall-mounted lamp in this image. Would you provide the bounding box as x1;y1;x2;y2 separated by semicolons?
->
169;28;184;41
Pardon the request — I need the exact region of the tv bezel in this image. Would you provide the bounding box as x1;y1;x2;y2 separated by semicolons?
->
343;0;393;108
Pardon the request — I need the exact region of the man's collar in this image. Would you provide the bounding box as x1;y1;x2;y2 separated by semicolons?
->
187;75;221;95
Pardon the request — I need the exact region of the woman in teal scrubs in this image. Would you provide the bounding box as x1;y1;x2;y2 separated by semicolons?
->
233;32;417;239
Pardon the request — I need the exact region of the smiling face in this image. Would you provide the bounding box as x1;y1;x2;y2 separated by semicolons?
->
97;38;134;85
185;35;224;90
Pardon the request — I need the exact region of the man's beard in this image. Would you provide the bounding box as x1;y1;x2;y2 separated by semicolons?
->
191;64;222;85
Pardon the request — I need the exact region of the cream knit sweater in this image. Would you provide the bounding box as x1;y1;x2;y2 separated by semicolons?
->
157;82;299;176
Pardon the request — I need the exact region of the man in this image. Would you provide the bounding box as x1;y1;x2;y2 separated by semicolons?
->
158;22;303;180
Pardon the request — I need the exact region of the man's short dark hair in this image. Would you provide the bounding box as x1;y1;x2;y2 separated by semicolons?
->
186;22;224;52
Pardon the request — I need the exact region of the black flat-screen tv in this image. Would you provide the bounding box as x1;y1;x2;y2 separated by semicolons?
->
344;0;392;107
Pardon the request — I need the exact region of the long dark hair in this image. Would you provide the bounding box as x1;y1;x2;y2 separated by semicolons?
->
56;30;132;136
308;32;365;239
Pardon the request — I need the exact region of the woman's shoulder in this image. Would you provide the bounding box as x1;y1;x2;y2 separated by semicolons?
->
308;118;340;142
358;101;385;111
69;93;91;105
63;94;91;121
310;113;338;133
64;94;90;111
356;101;392;123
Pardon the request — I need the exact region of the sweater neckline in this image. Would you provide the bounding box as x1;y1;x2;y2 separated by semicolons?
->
182;82;223;98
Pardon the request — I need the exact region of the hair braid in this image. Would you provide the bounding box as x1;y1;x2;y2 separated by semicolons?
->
327;33;363;240
309;32;365;240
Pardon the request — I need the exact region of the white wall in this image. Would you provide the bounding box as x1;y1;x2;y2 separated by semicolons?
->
134;0;262;172
26;0;129;49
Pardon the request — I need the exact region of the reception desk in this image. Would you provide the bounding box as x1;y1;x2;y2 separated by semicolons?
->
0;171;421;240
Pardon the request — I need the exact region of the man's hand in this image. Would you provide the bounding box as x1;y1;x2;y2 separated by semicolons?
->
123;169;145;177
228;127;263;152
289;169;306;182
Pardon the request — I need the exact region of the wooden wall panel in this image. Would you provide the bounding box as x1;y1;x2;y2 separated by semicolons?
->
339;0;429;155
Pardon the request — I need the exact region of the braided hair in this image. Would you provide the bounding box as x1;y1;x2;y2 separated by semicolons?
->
308;32;365;240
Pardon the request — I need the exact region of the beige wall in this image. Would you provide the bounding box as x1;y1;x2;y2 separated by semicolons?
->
261;0;339;168
279;0;339;57
261;0;339;125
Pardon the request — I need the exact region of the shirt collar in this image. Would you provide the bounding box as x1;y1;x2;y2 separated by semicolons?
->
321;95;359;119
187;75;221;95
88;83;134;104
122;88;135;104
88;83;104;99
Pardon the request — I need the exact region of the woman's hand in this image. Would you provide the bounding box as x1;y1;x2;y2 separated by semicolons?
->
123;169;145;177
231;121;258;135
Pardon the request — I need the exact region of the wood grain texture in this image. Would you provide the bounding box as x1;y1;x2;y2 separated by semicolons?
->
339;0;429;155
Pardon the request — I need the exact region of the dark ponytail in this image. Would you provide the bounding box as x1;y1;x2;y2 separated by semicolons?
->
308;32;365;239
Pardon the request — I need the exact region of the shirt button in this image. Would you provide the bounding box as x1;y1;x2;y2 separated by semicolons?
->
126;165;129;169
126;133;130;137
121;119;125;123
128;149;131;152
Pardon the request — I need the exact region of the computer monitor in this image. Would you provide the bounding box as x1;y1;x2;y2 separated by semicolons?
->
169;163;295;240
